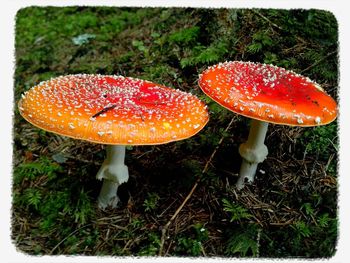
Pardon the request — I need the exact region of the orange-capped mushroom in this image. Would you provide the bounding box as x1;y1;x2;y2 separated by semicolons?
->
198;61;337;189
19;74;209;208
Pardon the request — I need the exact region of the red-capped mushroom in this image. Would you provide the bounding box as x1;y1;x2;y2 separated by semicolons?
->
18;74;209;209
198;61;337;189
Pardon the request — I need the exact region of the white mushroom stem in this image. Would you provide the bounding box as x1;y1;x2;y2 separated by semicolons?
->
96;145;129;209
236;119;269;190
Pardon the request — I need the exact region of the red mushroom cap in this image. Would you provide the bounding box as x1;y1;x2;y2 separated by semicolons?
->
198;61;337;126
18;74;209;145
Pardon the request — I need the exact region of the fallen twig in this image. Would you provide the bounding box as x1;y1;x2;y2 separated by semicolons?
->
252;9;284;31
300;50;337;74
49;223;92;254
158;117;236;256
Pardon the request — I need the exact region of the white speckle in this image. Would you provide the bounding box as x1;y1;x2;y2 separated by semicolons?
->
297;118;303;124
150;127;156;133
97;131;105;136
193;124;200;129
315;116;321;124
68;123;75;129
314;84;324;91
57;112;62;116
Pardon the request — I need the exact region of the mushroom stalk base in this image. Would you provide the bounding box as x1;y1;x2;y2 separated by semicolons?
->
96;145;129;209
236;120;269;190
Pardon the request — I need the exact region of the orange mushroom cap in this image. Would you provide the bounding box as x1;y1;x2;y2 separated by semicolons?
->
18;74;209;145
198;61;337;126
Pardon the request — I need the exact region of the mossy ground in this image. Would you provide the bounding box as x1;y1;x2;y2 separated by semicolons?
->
13;7;338;257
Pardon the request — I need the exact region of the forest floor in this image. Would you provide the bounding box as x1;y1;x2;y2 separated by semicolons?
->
12;7;338;257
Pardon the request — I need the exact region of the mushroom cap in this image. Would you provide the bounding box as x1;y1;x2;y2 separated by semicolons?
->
198;61;337;126
18;74;209;145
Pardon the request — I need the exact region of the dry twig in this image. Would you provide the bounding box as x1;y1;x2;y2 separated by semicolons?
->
300;50;337;74
49;223;92;254
251;10;284;31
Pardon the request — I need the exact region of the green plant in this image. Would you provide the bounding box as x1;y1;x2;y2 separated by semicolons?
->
174;224;208;256
317;213;331;227
291;221;312;238
130;217;145;229
222;197;259;257
225;225;260;257
22;188;42;210
180;41;229;68
262;215;337;257
299;122;338;176
132;39;150;58
176;237;203;256
143;192;160;212
222;199;253;222
13;156;62;185
301;123;338;159
73;188;93;225
138;232;161;256
38;191;72;231
168;26;200;45
246;31;273;54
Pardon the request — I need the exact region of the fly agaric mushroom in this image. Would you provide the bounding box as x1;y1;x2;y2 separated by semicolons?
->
198;61;337;189
18;74;209;209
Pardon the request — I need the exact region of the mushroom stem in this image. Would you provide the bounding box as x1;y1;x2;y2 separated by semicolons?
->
236;119;269;190
96;145;129;209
